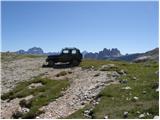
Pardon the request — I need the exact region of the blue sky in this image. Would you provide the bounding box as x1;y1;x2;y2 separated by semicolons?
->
2;1;158;54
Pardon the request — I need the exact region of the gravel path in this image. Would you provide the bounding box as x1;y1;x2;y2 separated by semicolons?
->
38;68;119;119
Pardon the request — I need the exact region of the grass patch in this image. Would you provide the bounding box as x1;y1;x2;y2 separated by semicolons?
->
1;77;70;118
68;60;159;119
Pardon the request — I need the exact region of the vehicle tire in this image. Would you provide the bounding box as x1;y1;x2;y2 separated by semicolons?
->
48;60;55;66
72;60;80;66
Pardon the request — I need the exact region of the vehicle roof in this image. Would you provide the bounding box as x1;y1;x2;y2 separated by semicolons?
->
62;47;80;50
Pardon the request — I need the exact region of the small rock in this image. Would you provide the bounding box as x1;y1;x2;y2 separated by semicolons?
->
112;72;120;77
139;114;145;118
126;97;129;101
146;112;150;116
118;69;126;75
21;107;30;113
84;110;90;114
91;66;94;69
81;101;85;105
94;73;100;77
101;64;115;68
122;86;132;90
136;111;140;114
155;71;159;76
132;77;137;80
142;91;147;94
104;115;108;119
28;83;43;89
36;116;40;119
96;102;99;105
100;64;116;71
156;88;159;92
153;116;159;119
119;79;128;84
123;111;128;118
132;96;139;101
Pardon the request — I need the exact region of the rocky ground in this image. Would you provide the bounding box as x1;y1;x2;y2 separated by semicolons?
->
1;57;121;119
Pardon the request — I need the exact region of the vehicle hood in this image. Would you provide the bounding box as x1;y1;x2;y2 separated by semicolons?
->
47;55;60;58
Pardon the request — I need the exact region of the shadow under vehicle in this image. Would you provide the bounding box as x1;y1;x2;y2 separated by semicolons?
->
43;48;82;67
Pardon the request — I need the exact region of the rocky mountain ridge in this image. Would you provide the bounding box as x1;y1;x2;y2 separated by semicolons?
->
84;48;122;59
15;47;159;62
16;47;58;55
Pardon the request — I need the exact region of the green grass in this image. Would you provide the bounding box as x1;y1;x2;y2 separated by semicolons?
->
1;77;70;118
1;52;46;62
68;59;159;119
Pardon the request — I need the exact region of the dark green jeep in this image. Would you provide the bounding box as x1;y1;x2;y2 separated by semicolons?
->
46;48;82;66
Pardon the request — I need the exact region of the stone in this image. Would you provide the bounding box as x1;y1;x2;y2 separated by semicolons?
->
17;106;30;115
153;116;159;119
136;111;140;114
132;96;139;101
104;115;108;119
119;79;128;84
122;86;132;90
142;91;146;94
112;72;120;77
156;88;159;92
84;110;90;114
100;64;116;71
96;102;99;105
28;83;43;89
146;112;150;116
123;111;128;118
132;77;137;80
155;71;159;76
139;114;145;118
118;69;126;75
101;64;115;68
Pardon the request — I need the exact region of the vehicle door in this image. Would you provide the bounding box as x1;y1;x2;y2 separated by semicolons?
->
60;49;71;62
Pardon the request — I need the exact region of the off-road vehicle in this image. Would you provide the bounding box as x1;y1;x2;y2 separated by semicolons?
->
45;48;82;66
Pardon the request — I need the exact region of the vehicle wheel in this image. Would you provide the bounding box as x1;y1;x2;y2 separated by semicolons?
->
48;60;55;66
72;60;80;66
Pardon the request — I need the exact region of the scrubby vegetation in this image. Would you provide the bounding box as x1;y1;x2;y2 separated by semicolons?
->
68;59;159;119
1;76;70;118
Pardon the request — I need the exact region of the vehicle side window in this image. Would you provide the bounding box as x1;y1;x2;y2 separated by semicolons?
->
62;50;69;54
72;50;77;54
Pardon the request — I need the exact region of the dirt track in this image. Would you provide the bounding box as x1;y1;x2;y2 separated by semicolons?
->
1;58;120;118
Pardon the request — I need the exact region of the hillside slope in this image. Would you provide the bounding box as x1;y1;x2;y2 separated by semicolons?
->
1;54;159;119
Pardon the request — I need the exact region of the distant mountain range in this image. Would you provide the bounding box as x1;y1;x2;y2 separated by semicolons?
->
15;47;159;62
107;48;159;62
83;48;122;59
16;47;58;55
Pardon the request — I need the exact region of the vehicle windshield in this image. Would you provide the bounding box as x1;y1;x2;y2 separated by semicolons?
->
72;50;77;54
62;49;69;54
